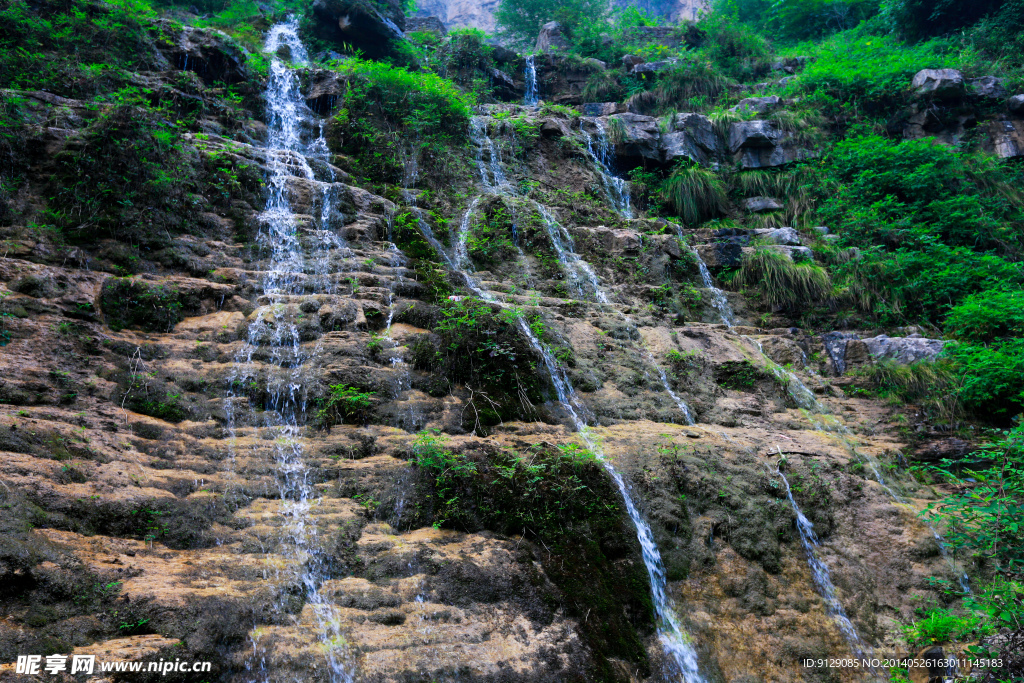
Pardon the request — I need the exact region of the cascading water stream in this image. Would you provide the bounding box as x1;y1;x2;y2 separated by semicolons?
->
226;20;354;683
524;55;538;106
579;118;632;218
432;112;708;681
772;459;871;659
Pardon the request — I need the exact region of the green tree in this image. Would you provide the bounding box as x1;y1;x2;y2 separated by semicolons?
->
495;0;610;48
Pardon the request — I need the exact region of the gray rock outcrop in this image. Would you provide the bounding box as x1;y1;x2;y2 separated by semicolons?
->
535;21;569;53
912;69;965;98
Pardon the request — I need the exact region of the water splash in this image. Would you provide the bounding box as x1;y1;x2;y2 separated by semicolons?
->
524;55;538;106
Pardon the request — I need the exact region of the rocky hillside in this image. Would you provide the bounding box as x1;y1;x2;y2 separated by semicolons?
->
1;1;1022;682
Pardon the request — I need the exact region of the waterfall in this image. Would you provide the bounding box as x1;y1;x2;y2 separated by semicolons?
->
524;55;538;106
580;119;632;218
774;461;870;659
227;20;354;682
672;228;735;328
430;113;707;682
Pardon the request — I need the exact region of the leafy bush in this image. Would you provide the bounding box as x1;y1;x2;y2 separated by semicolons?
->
333;58;474;184
50;102;199;243
733;247;831;310
881;0;1007;41
713;0;880;42
315;384;375;428
945;291;1024;343
411;297;546;428
791;30;963;116
902;607;991;647
943;340;1024;418
923;424;1024;579
0;0;161;96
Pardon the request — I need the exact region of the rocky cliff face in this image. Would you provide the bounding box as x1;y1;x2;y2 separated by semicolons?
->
413;0;708;33
0;8;990;683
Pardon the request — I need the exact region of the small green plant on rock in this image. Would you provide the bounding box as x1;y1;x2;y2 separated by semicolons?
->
316;384;375;429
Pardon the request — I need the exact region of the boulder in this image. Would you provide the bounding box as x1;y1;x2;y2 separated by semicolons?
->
581;102;621;117
535;21;569;53
661;112;718;165
489;68;520;101
730;96;780;115
768;245;813;261
744;197;783;213
1009;94;1024;114
605;113;661;161
968;76;1007;99
695;242;743;268
161;25;249;85
622;54;645;71
912;68;965;98
986;119;1024;158
729;120;780;152
754;227;800;245
304;70;347;114
311;0;407;61
821;331;859;374
770;56;809;74
405;16;447;35
811;226;829;235
632;59;677;75
861;334;945;364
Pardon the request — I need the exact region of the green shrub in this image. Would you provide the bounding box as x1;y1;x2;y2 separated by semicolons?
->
733;247;831;310
100;278;187;332
791;29;966;116
945;290;1024;343
315;384;375;428
411;297;546;428
943;340;1024;418
50;102;199;243
902;607;991;647
660;164;727;225
923;424;1024;579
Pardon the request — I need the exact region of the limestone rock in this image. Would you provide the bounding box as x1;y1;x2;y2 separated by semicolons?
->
912;68;965;98
535;21;569;53
311;0;407;61
730;96;780;114
160;24;249;85
581;102;621;117
632;59;677;75
754;227;800;245
661;112;718;165
696;242;743;268
744;197;783;213
729;120;780;152
605;113;661;160
405;16;447;35
1009;94;1024;114
861;334;945;364
304;69;346;113
968;76;1007;99
986;119;1024;158
768;245;813;261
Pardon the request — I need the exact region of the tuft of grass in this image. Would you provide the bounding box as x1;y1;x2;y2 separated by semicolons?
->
661;164;727;225
733;247;831;310
857;359;963;425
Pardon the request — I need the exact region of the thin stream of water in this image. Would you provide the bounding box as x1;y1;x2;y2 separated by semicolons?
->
227;20;355;682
